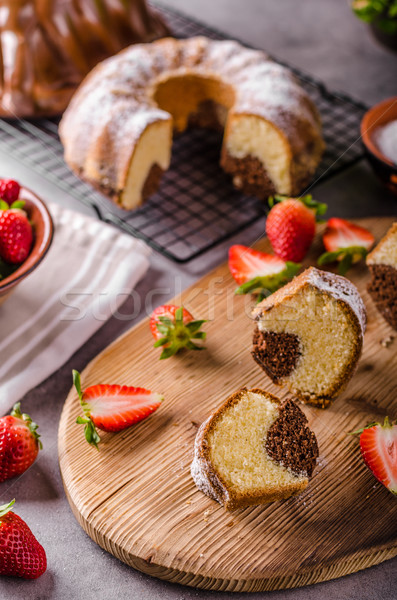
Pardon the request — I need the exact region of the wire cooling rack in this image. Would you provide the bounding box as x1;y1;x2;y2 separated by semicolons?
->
0;3;368;263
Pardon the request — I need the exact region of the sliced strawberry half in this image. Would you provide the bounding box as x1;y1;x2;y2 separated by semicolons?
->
150;305;207;360
318;218;375;275
352;417;397;495
228;244;300;299
73;370;163;448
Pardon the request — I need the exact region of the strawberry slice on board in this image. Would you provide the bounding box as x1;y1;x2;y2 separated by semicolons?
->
150;304;207;360
73;371;163;449
352;417;397;495
228;244;300;300
318;218;375;275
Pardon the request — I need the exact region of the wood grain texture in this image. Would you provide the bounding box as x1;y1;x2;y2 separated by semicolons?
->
58;216;397;592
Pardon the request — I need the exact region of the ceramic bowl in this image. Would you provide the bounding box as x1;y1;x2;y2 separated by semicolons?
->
0;185;54;304
361;96;397;195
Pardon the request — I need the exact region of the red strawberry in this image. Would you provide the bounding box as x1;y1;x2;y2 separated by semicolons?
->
0;499;47;579
228;244;300;299
150;305;207;359
0;179;21;204
352;417;397;494
73;370;163;448
266;195;327;262
0;200;33;264
0;403;42;483
318;218;375;275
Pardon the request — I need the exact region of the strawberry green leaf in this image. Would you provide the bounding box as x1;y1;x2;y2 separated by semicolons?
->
153;336;170;348
338;253;353;276
158;316;173;328
73;370;83;402
192;331;206;340
186;320;207;334
10;200;25;210
186;341;205;351
235;262;301;297
175;307;184;324
76;416;101;450
0;499;15;518
268;194;327;220
160;346;178;360
318;246;368;275
156;324;171;336
0;200;9;210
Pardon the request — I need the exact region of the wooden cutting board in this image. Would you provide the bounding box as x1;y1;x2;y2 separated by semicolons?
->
58;216;397;593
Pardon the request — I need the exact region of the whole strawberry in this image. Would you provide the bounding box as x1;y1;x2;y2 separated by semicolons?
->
0;403;42;483
150;305;207;359
0;179;21;204
266;195;327;262
0;200;33;264
0;499;47;579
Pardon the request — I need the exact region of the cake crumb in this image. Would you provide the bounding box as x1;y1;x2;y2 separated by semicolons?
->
203;509;212;523
380;335;394;348
185;500;192;505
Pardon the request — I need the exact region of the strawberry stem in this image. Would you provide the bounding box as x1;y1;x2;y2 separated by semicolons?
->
348;416;396;436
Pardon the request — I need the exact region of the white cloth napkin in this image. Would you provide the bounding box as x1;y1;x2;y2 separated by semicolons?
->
0;203;151;414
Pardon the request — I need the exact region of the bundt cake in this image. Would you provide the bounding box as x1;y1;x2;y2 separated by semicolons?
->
59;36;325;210
0;0;168;118
367;222;397;330
252;267;366;407
191;388;318;510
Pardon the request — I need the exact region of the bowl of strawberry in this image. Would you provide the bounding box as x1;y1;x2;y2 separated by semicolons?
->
0;178;53;303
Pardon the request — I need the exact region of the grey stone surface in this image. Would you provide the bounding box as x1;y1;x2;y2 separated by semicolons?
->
0;1;396;598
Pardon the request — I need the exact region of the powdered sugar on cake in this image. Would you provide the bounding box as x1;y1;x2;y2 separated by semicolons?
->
308;268;367;335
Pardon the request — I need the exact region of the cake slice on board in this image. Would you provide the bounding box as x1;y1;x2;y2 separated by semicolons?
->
252;267;367;407
191;388;318;510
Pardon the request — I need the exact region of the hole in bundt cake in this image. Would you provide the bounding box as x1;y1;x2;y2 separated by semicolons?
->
152;73;236;132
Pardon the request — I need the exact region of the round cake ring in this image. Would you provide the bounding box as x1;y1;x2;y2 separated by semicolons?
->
59;36;325;210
